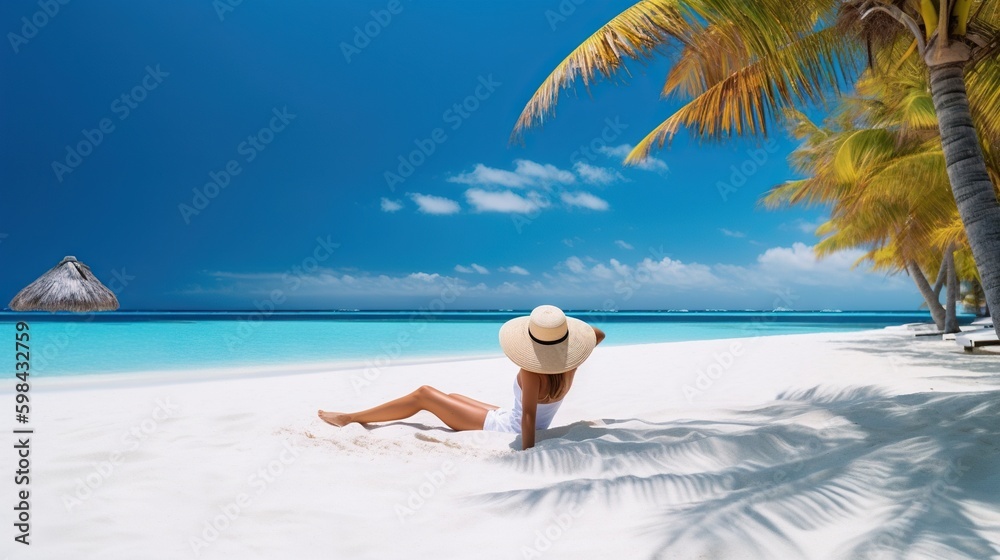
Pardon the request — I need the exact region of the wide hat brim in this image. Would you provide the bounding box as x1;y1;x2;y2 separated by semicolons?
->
498;315;596;374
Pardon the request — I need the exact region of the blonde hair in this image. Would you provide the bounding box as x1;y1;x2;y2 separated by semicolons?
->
542;372;569;402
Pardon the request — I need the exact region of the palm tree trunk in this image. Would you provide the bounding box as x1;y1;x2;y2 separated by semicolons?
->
928;62;1000;339
943;245;960;334
907;260;945;330
932;261;946;298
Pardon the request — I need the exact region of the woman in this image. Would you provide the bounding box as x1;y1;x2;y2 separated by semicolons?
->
318;305;605;450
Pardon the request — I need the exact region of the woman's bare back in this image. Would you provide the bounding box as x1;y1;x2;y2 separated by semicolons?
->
519;368;576;404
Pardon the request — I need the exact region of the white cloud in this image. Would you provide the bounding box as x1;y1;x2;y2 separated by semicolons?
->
634;157;670;174
558;254;721;290
445;159;615;219
561;191;610;211
380;197;403;213
514;159;576;185
635;256;721;288
598;144;670;174
496;281;522;294
449;159;575;188
615;240;634;250
465;188;541;214
555;242;888;295
409;193;460;215
449;164;529;188
573;161;624;185
715;242;887;290
590;263;615;279
756;242;860;277
190;241;912;309
408;272;442;282
456;263;490;274
597;145;631;158
192;267;471;298
790;217;827;235
564;256;586;274
500;265;530;275
720;228;746;238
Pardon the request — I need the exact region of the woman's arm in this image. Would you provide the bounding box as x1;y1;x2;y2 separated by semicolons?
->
594;326;606;345
519;369;539;450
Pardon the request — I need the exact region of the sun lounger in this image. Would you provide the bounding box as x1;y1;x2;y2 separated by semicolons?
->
955;330;1000;352
971;316;994;328
943;323;997;340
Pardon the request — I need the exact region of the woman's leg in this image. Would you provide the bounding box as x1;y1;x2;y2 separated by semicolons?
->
318;386;489;431
449;393;499;411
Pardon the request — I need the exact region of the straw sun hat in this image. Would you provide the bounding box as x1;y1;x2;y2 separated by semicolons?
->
499;305;597;374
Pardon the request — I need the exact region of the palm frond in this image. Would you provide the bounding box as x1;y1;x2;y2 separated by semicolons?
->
662;18;750;99
832;128;897;183
896;86;938;128
626;26;858;163
760;178;833;209
965;51;1000;145
661;0;840;98
930;214;970;248
782;108;828;142
510;0;689;142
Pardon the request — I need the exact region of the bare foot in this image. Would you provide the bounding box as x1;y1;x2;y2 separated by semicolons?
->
318;410;353;427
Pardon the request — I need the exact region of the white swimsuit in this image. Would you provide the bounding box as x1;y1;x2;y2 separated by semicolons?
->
482;378;564;433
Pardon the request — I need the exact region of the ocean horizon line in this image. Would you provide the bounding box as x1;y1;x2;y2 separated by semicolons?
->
0;308;970;327
0;308;957;314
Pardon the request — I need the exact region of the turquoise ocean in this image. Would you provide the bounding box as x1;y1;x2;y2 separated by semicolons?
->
0;310;962;378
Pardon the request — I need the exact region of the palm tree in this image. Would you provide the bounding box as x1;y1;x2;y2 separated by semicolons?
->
851;0;1000;334
763;102;966;332
512;0;1000;336
765;55;992;333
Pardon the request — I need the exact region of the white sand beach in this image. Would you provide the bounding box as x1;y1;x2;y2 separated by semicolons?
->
7;328;1000;559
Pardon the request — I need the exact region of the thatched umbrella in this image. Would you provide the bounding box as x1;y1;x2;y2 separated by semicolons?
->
9;256;119;312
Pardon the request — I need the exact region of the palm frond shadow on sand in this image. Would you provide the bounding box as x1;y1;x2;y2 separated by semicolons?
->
471;386;1000;559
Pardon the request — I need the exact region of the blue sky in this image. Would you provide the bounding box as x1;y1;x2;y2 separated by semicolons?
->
1;0;919;310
